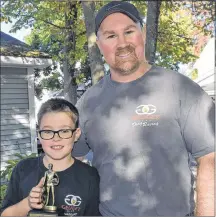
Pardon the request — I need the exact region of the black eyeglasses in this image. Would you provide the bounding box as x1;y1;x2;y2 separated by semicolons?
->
38;129;77;140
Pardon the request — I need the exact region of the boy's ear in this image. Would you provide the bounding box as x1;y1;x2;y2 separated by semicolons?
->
74;128;81;142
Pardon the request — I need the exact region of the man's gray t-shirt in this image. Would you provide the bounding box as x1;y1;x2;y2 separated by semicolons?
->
73;66;215;216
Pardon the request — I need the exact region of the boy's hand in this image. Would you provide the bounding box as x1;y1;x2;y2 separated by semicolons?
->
28;177;45;210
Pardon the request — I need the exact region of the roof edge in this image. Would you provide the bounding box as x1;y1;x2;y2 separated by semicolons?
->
1;56;53;68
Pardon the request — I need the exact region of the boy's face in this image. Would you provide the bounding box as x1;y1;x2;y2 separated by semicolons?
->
38;111;81;161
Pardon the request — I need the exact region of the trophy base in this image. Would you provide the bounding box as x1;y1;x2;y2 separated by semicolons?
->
44;205;57;212
28;209;58;216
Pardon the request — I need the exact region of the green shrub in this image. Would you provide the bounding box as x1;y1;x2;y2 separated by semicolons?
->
1;153;37;181
0;152;37;206
0;184;7;207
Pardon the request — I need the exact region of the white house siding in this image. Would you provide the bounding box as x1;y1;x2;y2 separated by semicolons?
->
1;67;32;169
194;38;215;100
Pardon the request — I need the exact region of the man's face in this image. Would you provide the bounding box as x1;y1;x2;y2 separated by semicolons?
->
97;13;145;75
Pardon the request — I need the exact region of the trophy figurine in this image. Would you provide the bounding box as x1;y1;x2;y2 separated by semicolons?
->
43;163;59;212
28;163;59;216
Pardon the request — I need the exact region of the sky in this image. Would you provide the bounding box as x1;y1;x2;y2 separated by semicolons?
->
1;20;31;42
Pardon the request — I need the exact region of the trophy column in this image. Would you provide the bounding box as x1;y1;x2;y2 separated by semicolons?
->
28;164;59;216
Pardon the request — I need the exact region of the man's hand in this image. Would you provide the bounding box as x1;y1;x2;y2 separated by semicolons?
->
28;177;45;210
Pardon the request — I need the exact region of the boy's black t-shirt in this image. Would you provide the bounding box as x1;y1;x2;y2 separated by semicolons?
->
1;156;100;216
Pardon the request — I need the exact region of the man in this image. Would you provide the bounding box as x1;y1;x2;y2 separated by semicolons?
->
73;1;215;216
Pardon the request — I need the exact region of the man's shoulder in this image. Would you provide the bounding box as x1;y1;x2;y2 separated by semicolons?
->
152;65;200;88
152;65;182;77
153;65;211;102
83;76;107;97
76;75;108;109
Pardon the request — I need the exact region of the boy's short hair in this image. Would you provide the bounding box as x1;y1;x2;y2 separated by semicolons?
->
37;98;79;128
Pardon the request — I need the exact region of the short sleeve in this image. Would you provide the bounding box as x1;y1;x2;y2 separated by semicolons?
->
72;94;90;157
84;168;100;216
0;164;22;215
179;81;215;159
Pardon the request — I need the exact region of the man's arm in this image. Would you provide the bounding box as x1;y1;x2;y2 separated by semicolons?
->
73;92;91;158
195;152;215;216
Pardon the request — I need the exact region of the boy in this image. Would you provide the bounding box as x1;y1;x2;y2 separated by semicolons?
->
1;98;100;216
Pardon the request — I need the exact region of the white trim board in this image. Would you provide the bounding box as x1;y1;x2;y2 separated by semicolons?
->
27;67;37;154
1;56;52;68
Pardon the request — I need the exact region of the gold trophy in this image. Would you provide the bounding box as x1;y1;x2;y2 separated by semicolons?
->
28;163;59;216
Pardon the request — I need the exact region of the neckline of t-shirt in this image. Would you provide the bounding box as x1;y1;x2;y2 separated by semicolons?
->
106;65;156;87
39;154;77;174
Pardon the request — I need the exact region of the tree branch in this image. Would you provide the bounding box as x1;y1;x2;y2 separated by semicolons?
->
158;31;193;41
39;19;66;29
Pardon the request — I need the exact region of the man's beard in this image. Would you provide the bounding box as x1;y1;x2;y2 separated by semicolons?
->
113;44;140;75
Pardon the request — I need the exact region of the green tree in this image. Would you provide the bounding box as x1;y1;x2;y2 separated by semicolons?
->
1;0;214;100
1;0;102;103
156;1;214;70
132;0;214;71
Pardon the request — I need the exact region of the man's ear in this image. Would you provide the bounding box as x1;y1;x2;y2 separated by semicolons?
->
142;24;146;41
96;39;100;49
74;128;81;142
96;35;103;55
